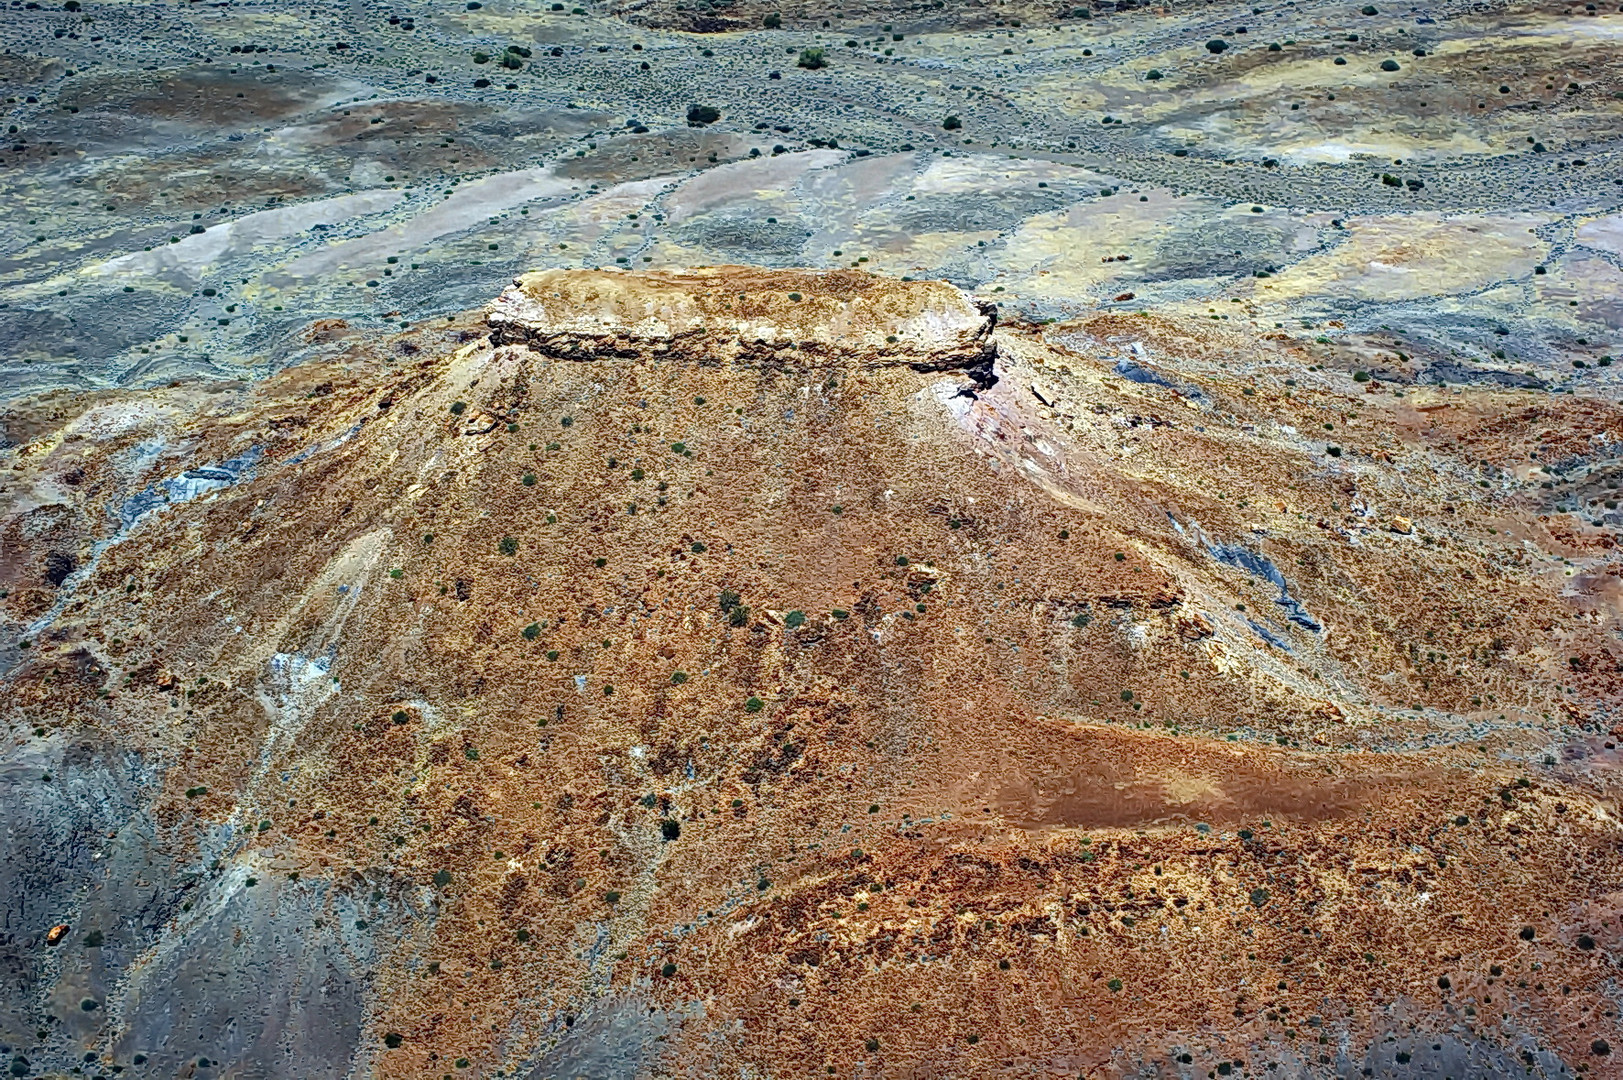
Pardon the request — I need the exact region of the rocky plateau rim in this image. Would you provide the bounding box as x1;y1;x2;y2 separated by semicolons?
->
483;265;999;372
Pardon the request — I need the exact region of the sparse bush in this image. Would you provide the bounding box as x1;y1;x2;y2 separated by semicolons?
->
687;104;721;126
1205;38;1228;53
942;114;962;130
499;536;518;555
746;696;764;712
1380;58;1399;71
785;610;806;628
1145;69;1163;80
798;47;827;69
660;819;681;840
522;623;541;640
763;11;781;26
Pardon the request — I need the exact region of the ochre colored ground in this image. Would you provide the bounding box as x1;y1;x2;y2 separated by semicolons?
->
4;270;1621;1077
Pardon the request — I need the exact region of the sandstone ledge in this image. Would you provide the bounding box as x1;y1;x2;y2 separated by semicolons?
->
485;266;997;371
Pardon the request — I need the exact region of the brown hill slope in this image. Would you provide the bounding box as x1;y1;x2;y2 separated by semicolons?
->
2;268;1621;1078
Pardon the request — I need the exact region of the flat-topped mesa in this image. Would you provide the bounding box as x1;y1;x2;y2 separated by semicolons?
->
485;266;997;372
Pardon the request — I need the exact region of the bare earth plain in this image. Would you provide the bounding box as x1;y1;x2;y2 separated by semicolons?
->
3;1;1623;1078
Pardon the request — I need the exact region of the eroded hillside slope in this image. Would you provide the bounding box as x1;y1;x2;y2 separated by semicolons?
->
2;268;1621;1079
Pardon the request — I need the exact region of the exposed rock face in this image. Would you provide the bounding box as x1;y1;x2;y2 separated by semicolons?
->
2;270;1622;1080
486;267;998;373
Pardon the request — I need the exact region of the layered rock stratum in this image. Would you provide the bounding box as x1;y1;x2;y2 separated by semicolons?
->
486;266;999;371
3;267;1621;1079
